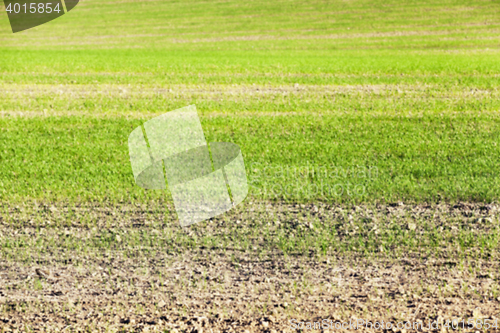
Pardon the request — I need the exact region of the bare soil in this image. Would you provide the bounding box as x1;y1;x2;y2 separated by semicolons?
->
1;202;499;332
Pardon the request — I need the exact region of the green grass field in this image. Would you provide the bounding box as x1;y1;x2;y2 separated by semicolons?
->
1;0;500;204
1;0;500;331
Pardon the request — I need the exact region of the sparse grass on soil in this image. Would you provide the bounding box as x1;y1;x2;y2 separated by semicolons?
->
1;202;500;331
1;0;500;331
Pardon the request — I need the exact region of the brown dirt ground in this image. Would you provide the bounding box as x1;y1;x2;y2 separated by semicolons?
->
1;202;500;332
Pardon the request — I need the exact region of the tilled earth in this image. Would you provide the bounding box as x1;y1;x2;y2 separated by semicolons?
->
1;201;500;332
